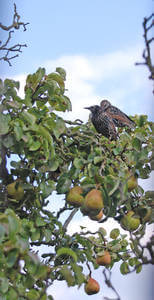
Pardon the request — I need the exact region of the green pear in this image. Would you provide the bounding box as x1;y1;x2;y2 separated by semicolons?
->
7;181;24;201
84;189;104;216
121;211;140;231
66;186;84;207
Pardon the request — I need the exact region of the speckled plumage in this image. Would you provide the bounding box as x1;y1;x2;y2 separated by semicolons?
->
85;105;117;140
100;100;135;129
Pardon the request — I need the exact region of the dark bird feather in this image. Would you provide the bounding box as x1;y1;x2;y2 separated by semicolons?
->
85;105;117;140
100;100;135;128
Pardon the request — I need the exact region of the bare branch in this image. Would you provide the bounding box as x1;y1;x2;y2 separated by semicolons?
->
135;14;154;92
103;269;121;300
0;3;29;66
63;208;78;231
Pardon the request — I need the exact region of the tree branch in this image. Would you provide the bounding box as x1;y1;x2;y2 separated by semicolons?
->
0;3;29;66
103;269;121;300
63;208;78;232
135;14;154;92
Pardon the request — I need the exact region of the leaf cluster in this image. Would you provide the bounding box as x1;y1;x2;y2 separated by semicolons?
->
0;67;153;299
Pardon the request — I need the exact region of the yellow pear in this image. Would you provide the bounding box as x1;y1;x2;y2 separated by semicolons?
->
84;277;100;295
84;189;104;216
66;186;84;207
7;181;24;201
127;174;138;192
121;211;140;231
96;250;111;266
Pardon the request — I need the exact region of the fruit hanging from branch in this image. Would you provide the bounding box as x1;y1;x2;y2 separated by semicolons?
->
121;211;140;231
96;250;111;266
66;186;84;207
83;189;104;216
84;277;100;295
7;181;24;201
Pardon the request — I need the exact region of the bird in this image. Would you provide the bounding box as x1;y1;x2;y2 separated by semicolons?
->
100;100;135;129
84;105;117;140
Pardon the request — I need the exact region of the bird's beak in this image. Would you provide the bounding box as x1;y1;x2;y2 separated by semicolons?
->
84;107;91;110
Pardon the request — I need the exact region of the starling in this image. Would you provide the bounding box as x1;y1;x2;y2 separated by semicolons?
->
85;105;117;140
100;100;135;128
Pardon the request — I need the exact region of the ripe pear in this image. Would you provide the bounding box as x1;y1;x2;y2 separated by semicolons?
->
89;210;103;221
84;277;100;295
84;189;104;216
121;211;140;231
127;174;138;192
96;250;111;266
7;181;24;201
66;186;84;207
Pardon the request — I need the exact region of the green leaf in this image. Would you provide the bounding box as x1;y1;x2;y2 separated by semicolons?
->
60;266;75;286
6;249;18;268
136;264;142;274
46;72;65;90
38;125;53;145
56;247;78;263
7;211;20;236
120;262;130;274
14;123;23;141
7;287;18;300
98;227;107;236
113;147;121;155
108;180;120;196
29;140;41;151
0;224;5;242
21;111;36;125
2;134;15;147
73;157;84;169
132;137;141;151
71;263;85;286
0;278;9;293
4;78;20;90
40;181;55;198
36;67;46;81
25;88;33;107
110;228;120;239
56;67;66;80
0;113;11;135
27;289;40;300
94;156;103;164
52;117;66;138
48;158;59;171
36;216;47;227
128;257;136;266
56;173;71;194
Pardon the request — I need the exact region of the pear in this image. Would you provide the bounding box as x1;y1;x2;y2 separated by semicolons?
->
121;211;140;231
84;277;100;295
89;210;103;221
96;250;111;266
7;181;24;201
84;189;103;216
127;174;138;192
66;186;84;207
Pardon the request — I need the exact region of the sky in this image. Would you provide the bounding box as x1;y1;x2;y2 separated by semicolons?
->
0;1;154;299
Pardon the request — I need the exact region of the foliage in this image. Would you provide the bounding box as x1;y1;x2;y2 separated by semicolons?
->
0;67;153;299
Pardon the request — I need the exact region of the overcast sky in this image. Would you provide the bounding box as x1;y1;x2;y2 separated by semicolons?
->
0;1;153;299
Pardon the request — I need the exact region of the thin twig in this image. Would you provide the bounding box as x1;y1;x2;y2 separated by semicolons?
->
103;269;121;300
63;208;78;231
0;3;29;65
135;13;154;92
